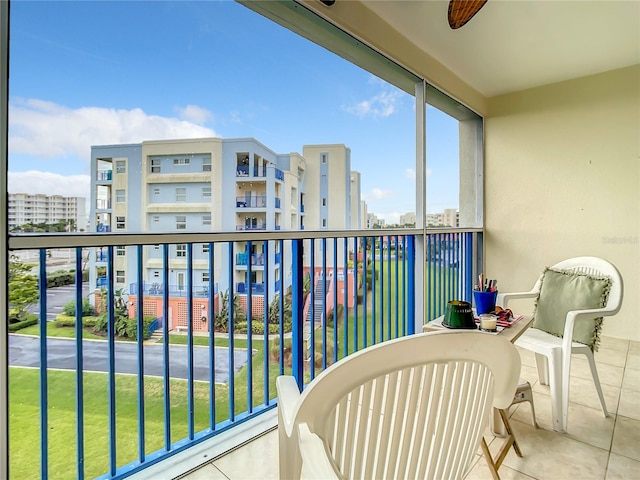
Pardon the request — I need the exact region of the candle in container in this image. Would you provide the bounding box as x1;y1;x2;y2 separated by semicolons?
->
480;314;497;331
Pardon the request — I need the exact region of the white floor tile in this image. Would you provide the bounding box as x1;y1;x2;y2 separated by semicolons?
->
611;416;640;461
605;452;640;479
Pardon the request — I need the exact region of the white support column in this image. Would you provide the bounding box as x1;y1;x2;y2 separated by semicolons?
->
414;80;426;333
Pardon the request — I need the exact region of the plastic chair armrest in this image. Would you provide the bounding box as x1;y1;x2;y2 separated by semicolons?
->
561;308;608;341
497;291;538;309
277;375;302;435
298;423;341;480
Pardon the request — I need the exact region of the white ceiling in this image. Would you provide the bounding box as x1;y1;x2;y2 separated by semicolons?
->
361;0;640;97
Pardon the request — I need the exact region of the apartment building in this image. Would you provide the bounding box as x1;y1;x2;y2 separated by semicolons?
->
89;137;358;327
399;212;416;226
8;193;86;231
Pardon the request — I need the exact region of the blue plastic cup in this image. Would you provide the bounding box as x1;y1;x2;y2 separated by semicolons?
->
473;290;498;315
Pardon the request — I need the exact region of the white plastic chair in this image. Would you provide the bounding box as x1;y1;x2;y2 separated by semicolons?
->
277;331;521;480
499;256;623;433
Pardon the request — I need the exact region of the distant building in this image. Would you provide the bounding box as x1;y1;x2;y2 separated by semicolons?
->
367;212;384;228
399;212;416;226
442;208;459;227
8;193;86;231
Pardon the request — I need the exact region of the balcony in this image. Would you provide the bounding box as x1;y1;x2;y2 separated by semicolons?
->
96;199;112;210
97;170;113;182
235;195;267;208
236;224;267;231
129;282;219;297
236;281;266;294
235;252;265;266
275;168;284;181
274;197;281;209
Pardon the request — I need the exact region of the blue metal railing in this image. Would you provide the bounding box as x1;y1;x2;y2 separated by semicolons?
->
7;229;479;479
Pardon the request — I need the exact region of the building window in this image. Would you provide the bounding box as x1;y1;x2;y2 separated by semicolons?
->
176;244;186;257
202;244;210;254
116;270;125;283
151;158;161;173
116;189;126;203
173;158;190;165
322;219;327;228
202;157;211;172
202;214;211;226
176;188;186;202
116;246;126;256
322;198;327;207
153;271;160;279
153;216;159;223
321;153;327;164
115;160;126;174
176;216;186;229
116;216;125;229
202;272;210;283
202;187;211;198
153;188;160;196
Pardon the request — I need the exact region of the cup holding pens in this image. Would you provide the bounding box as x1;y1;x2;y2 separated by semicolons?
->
473;290;498;315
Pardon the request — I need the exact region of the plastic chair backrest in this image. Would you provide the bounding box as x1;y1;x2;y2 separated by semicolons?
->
289;331;520;480
531;256;623;315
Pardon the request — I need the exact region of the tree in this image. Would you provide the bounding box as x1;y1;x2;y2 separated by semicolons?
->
8;255;39;322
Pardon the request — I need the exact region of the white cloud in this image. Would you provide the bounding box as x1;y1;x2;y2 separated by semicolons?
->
342;89;403;119
8;170;91;199
363;188;394;201
176;104;213;124
9;98;217;159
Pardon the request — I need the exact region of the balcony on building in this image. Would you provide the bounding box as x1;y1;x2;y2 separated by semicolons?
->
2;2;638;480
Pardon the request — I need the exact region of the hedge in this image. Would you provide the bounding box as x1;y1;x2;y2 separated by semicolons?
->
8;315;38;332
55;314;100;328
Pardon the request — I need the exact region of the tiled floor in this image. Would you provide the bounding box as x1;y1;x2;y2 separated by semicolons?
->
181;336;640;480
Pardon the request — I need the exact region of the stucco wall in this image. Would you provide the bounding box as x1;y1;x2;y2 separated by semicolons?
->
485;65;640;341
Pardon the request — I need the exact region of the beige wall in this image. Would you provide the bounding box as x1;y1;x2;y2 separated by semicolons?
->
485;65;640;341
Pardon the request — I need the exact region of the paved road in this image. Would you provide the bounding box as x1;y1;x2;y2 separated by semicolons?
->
9;335;251;384
29;282;91;322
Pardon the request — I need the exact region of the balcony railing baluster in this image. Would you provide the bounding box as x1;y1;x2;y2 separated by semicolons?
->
38;249;49;479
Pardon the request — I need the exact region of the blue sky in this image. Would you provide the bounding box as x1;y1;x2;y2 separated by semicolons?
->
8;0;460;223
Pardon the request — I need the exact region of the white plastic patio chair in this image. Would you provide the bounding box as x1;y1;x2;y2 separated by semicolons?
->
277;331;521;480
499;256;623;433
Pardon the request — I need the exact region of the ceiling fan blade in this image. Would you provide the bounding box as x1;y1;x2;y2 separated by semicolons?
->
448;0;488;29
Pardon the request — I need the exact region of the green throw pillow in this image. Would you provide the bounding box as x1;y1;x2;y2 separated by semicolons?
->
532;267;611;351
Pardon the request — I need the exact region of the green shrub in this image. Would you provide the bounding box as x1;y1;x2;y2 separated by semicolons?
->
55;315;100;328
46;271;75;287
62;299;95;317
92;314;156;340
233;321;282;335
8;315;38;332
327;304;345;328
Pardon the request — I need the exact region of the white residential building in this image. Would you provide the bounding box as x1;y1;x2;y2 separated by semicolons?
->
8;193;86;231
89;137;358;315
